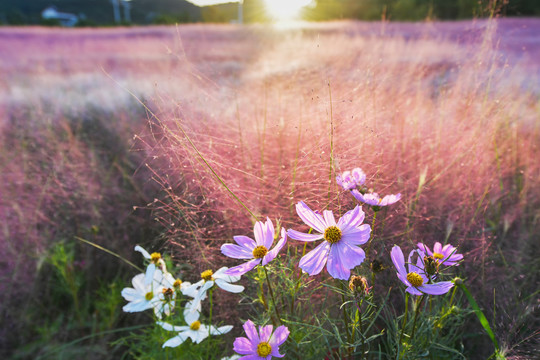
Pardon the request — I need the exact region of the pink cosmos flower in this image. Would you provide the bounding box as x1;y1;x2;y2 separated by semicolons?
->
391;245;454;296
221;218;287;276
336;168;366;190
351;189;401;207
233;320;290;359
417;242;463;266
287;201;371;280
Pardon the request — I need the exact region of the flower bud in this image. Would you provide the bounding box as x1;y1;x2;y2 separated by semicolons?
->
349;275;370;295
423;255;439;277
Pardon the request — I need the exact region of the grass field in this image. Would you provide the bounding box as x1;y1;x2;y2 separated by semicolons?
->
1;19;539;359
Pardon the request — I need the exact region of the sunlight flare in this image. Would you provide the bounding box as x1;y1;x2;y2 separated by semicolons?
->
263;0;312;21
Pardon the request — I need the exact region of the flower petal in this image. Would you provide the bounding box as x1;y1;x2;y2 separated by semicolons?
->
233;337;254;355
323;210;337;227
234;236;257;251
299;241;330;276
405;286;423;296
221;243;255;260
211;325;233;335
433;242;443;254
337;205;365;233
263;218;275;249
259;325;273;343
188;281;213;312
391;245;407;279
162;334;188;348
214;267;241;283
263;229;287;266
134;245;151;259
295;201;326;233
287;229;324;242
326;243;350;280
225;259;261;276
216;279;245;293
269;325;290;347
158;321;188;332
144;263;156;286
417;243;432;256
418;281;454;295
254;221;266;247
340;224;370;246
243;320;259;343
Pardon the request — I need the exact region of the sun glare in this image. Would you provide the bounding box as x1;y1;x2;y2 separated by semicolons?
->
263;0;313;21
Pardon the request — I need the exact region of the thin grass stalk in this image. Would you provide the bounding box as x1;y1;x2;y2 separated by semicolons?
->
397;292;409;359
410;295;425;339
263;265;281;325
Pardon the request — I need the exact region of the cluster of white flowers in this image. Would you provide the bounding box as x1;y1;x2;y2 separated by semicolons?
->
121;245;244;349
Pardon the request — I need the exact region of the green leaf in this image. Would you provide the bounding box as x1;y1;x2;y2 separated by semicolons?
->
457;283;499;350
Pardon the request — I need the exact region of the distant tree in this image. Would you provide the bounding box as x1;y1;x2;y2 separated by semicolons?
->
243;0;269;23
6;10;27;25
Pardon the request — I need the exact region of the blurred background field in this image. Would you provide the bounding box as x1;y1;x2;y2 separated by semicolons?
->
0;11;539;360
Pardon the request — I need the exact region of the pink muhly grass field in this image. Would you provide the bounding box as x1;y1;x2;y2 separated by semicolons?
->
1;18;539;358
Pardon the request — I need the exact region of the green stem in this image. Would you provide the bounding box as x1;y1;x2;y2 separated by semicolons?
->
365;211;378;259
339;281;352;355
356;296;365;360
411;295;425;339
397;292;409;359
264;265;281;325
328;81;335;206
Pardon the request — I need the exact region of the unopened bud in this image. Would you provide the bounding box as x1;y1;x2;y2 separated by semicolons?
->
370;259;385;273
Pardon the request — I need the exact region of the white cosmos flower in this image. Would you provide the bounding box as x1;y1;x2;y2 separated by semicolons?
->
183;267;244;313
122;267;191;319
121;270;164;315
157;309;233;348
135;245;168;285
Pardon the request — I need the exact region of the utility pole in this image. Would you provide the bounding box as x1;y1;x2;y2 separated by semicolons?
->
111;0;121;23
237;0;243;24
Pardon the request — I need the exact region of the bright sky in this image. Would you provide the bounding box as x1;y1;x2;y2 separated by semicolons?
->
186;0;314;21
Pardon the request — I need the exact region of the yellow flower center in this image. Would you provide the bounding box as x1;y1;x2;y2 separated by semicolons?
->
257;342;272;357
201;269;213;281
150;252;161;263
433;252;444;260
324;226;342;244
145;291;154;301
173;279;182;288
252;245;269;259
190;320;201;331
406;272;423;287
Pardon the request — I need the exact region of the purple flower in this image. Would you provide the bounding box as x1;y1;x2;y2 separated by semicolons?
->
351;190;401;207
390;245;454;296
233;320;290;359
417;242;463;266
336;168;366;190
287;201;371;280
222;218;287;276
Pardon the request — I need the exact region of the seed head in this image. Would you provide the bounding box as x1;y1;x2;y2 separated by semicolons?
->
349;275;370;295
